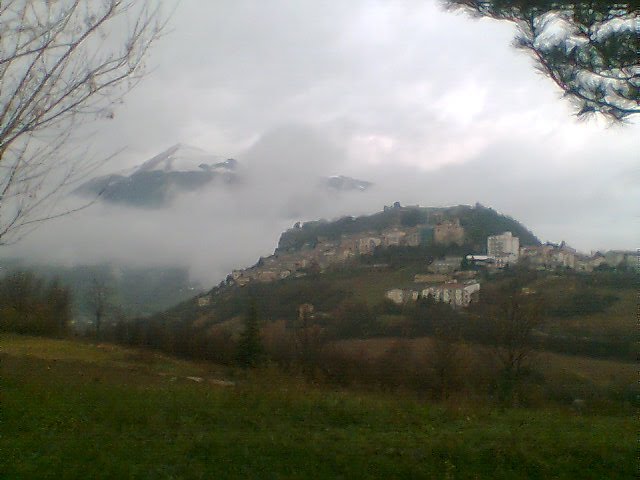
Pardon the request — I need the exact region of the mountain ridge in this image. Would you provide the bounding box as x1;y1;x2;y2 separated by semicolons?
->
75;143;373;208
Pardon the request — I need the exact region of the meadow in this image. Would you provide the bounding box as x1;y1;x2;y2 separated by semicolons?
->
1;334;635;479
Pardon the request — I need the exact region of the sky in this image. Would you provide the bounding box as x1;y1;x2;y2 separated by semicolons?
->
2;0;638;285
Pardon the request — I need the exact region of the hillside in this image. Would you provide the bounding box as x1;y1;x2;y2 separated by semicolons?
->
2;334;635;479
126;199;637;369
150;203;540;324
277;203;539;253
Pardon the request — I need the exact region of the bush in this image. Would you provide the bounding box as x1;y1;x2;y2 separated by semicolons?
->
329;300;380;338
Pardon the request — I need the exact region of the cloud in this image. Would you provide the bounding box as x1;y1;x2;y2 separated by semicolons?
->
1;1;637;286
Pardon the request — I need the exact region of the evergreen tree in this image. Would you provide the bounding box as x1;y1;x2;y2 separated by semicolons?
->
236;300;264;368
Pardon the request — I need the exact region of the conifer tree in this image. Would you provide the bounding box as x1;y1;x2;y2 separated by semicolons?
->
236;300;264;368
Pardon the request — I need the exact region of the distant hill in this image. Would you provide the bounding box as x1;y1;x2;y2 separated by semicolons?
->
146;203;540;328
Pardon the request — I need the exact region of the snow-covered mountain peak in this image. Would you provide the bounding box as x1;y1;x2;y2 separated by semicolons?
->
325;175;373;191
133;143;230;174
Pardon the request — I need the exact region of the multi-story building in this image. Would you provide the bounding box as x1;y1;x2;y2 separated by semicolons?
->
487;232;519;264
421;282;480;308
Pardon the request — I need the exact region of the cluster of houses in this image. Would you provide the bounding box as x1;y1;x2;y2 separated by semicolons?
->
519;244;637;272
218;210;636;311
472;232;635;273
226;218;466;287
386;277;481;309
384;231;638;309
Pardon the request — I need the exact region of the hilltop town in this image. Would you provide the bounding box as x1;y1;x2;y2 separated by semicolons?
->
200;203;636;309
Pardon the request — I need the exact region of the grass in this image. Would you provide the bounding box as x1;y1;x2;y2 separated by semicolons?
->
1;334;636;479
324;264;423;304
542;288;635;338
330;336;636;408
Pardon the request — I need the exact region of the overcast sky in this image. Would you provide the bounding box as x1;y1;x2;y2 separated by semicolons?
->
3;0;638;284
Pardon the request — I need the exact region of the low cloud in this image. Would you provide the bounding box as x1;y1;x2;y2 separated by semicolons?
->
1;1;637;286
3;121;636;286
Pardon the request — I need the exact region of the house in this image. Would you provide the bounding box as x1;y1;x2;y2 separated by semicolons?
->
574;255;593;272
385;288;419;305
519;242;579;270
589;252;606;269
433;218;465;246
382;229;406;247
257;271;279;282
404;229;421;247
519;245;552;269
550;241;576;269
197;295;211;307
604;250;638;269
357;236;382;254
385;288;406;304
422;282;480;308
231;270;244;280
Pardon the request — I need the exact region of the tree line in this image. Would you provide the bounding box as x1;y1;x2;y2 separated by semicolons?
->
0;271;71;336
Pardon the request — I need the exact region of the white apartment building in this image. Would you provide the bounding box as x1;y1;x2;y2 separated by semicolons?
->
487;232;520;264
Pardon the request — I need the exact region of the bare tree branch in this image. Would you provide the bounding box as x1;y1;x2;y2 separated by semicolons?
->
0;0;169;244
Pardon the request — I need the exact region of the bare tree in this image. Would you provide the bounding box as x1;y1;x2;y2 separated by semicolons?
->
0;0;168;244
87;277;111;340
487;287;542;401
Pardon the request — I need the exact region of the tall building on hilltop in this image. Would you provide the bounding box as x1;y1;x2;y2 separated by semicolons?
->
487;232;519;264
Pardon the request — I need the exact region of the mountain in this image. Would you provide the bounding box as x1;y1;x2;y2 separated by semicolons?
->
130;143;233;174
75;143;372;207
323;175;373;192
74;144;239;208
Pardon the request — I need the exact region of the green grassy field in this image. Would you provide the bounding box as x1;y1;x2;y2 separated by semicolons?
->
1;335;635;479
322;264;423;304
